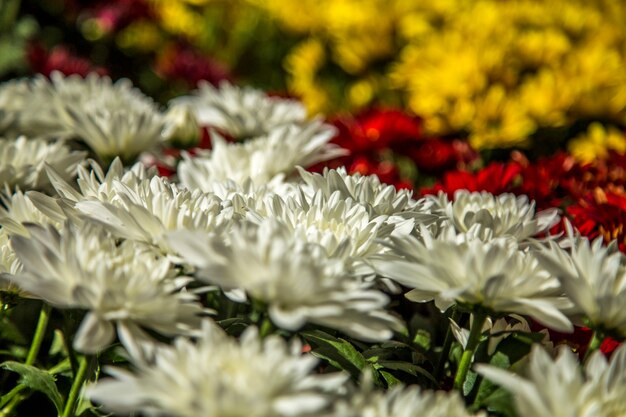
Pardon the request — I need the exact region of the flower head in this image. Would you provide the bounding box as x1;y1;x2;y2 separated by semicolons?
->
534;236;626;337
373;229;573;332
477;344;626;417
178;120;345;192
427;190;559;241
7;223;205;353
176;81;308;139
17;72;166;163
87;320;347;417
168;219;400;341
332;383;484;417
0;137;86;191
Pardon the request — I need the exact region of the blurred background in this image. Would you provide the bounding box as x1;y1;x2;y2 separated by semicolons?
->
3;0;626;243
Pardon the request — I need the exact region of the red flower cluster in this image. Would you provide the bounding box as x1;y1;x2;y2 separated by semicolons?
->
314;109;475;189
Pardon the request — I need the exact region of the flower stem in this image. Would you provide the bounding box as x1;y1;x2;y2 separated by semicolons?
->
25;303;51;366
435;307;461;383
583;329;603;362
453;311;487;392
61;355;90;417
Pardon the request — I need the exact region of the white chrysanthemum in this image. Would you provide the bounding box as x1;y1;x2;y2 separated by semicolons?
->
178;120;345;192
297;167;433;220
477;344;626;417
253;191;405;265
168;219;400;341
161;102;200;147
7;224;206;353
372;228;573;332
332;383;484;417
18;72;166;163
71;175;237;254
0;137;86;191
427;191;559;241
87;321;348;417
48;157;157;205
0;231;23;292
534;236;626;337
0;79;29;135
176;81;308;139
0;190;67;236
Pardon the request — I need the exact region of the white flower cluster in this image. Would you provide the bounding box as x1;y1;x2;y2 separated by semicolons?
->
1;79;623;417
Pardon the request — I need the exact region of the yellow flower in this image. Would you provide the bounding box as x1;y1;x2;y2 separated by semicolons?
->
568;123;626;163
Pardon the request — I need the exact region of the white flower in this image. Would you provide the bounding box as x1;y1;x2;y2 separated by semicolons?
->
17;72;166;163
0;231;23;292
0;79;30;135
476;344;626;417
176;81;308;139
178;119;345;192
372;229;573;332
332;382;484;417
7;223;206;353
0;190;67;236
48;157;157;205
168;219;400;341
253;190;403;266
0;137;86;191
161;102;200;147
534;236;626;337
427;191;559;241
73;175;237;254
297;167;433;220
87;320;348;417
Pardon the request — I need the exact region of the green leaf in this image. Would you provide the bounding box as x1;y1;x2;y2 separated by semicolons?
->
302;330;367;377
377;360;438;386
480;387;517;417
379;370;402;387
0;361;63;413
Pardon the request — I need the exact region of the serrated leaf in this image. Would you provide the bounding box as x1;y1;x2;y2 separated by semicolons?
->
0;361;63;413
302;330;367;377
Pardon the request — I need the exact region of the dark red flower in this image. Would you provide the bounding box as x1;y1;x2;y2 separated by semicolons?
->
566;189;626;251
403;139;457;175
155;44;231;88
28;43;107;77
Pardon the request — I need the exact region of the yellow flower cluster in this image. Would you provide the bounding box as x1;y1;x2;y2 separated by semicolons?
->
250;0;626;150
111;0;626;151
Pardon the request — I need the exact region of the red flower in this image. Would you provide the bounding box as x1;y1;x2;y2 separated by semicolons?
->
28;43;107;77
331;109;422;153
403;139;457;175
155;44;231;88
566;188;626;251
420;161;521;197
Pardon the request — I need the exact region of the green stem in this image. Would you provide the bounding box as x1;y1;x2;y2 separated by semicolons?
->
0;385;26;414
25;303;51;366
435;307;461;383
584;329;603;362
61;355;90;417
453;311;487;392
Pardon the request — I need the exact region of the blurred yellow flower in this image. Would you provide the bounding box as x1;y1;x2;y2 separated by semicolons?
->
568;123;626;163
